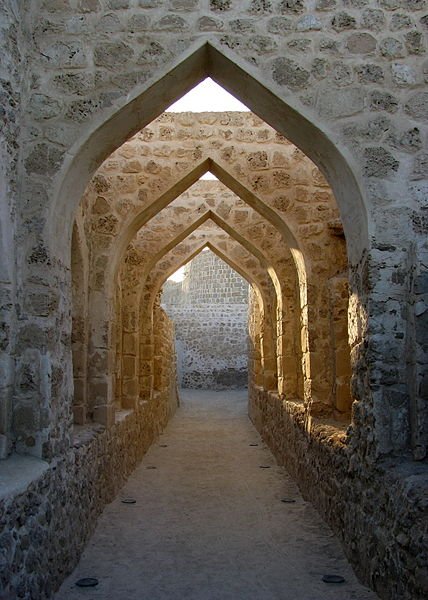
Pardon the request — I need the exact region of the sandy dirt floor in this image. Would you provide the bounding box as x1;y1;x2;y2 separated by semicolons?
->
55;389;378;600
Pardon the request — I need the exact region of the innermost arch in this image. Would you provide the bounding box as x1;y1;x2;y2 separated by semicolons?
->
166;77;250;112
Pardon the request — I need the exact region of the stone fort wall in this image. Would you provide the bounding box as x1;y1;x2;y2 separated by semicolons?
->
162;250;249;389
0;303;178;598
0;1;427;597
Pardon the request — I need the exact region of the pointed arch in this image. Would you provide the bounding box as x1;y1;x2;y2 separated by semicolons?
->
149;241;269;316
107;158;307;308
135;232;278;403
130;211;280;298
51;41;367;266
126;215;288;398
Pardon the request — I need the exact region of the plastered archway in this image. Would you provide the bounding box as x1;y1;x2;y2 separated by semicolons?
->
138;239;274;401
81;161;311;423
36;43;371;461
118;215;281;408
142;236;278;392
51;42;368;265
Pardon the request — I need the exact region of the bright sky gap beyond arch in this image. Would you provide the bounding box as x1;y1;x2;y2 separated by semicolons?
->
166;79;249;282
166;78;250;112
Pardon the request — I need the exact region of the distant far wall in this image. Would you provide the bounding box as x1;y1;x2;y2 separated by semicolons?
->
162;251;249;390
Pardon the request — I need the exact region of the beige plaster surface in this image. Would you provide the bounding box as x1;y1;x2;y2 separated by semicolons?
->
55;390;377;600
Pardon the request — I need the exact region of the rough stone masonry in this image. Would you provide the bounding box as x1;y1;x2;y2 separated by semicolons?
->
162;249;250;389
0;1;427;599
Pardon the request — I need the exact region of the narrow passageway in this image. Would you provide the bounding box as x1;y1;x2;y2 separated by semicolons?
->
56;391;377;600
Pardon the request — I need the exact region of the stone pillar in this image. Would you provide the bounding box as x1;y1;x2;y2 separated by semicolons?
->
71;224;89;425
248;290;263;388
0;207;16;458
139;310;154;401
119;290;139;411
329;275;352;419
305;281;335;417
262;300;278;392
87;288;115;427
409;245;428;460
277;258;302;401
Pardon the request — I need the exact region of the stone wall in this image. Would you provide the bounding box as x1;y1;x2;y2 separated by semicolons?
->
5;0;426;462
86;126;351;418
0;0;22;458
153;302;180;416
163;250;249;389
181;249;249;304
0;1;427;598
249;384;428;600
0;306;178;599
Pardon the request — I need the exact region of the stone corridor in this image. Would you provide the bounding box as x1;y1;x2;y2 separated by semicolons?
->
2;2;428;597
55;390;376;600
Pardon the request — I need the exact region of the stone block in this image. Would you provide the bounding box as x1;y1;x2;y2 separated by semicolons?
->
78;0;100;12
39;40;88;67
94;41;134;68
364;147;399;177
88;379;109;404
346;33;377;54
24;143;64;176
73;378;86;404
405;91;428;120
13;404;38;435
317;87;364;118
331;12;356;31
391;63;417;86
122;378;139;397
210;0;231;10
264;357;277;372
73;404;86;425
122;356;137;377
380;37;405;58
123;333;137;354
121;395;137;409
0;434;8;459
264;371;277;391
140;344;154;360
272;58;310;90
335;348;352;378
93;404;115;427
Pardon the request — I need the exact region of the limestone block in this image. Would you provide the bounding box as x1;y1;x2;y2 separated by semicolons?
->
73;378;86;405
335;348;352;378
122;378;139;397
346;33;377;54
262;354;276;371
140;374;153;392
121;395;137;409
272;58;310;90
123;333;137;354
317;87;365;118
0;434;8;459
122;356;137;377
335;378;352;413
93;403;115;427
88;379;109;404
94;41;134;68
73;404;86;425
140;344;154;360
264;370;277;391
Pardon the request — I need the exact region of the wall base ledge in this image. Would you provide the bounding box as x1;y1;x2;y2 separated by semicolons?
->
0;453;49;501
